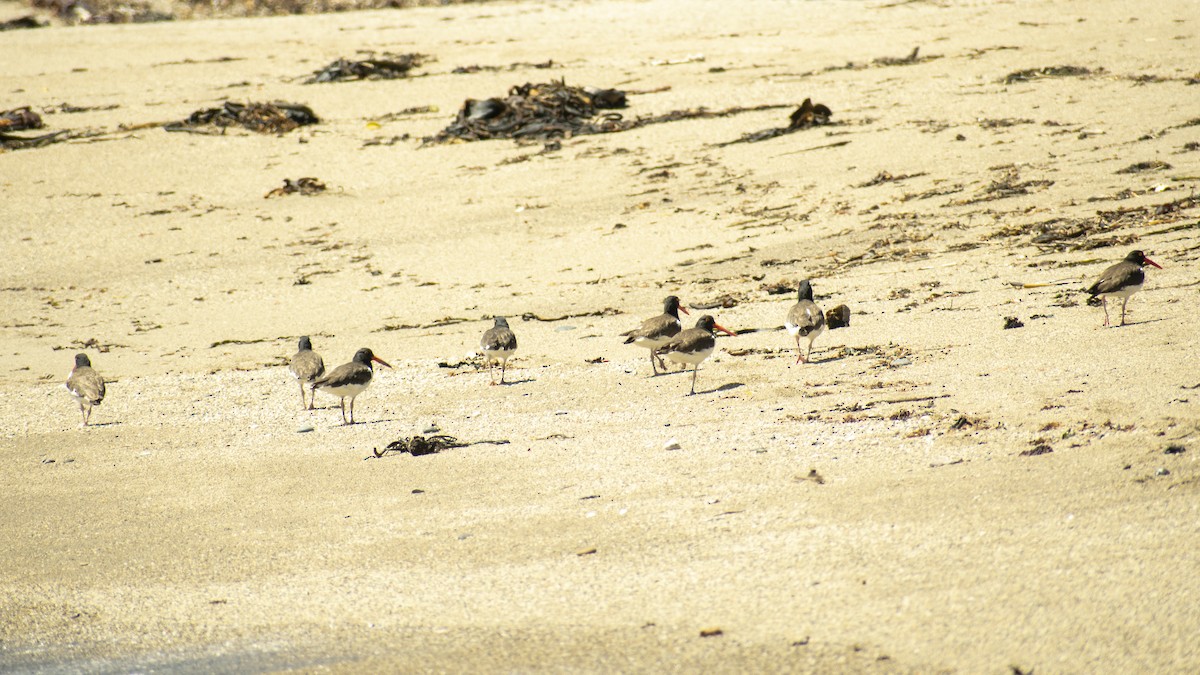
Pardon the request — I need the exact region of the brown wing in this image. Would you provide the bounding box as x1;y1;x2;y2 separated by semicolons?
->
289;350;325;382
1087;261;1143;296
481;327;517;351
622;314;680;342
67;367;105;405
786;300;825;336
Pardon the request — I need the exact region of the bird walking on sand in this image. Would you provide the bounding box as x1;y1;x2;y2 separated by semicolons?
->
65;353;105;427
1086;249;1162;327
785;279;826;364
660;315;736;395
312;348;392;425
288;336;325;410
622;295;690;375
480;316;518;385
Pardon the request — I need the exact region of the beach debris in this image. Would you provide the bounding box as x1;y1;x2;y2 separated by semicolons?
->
520;308;621;322
265;177;327;198
423;79;790;145
796;469;826;485
0;15;46;30
826;305;851;329
33;0;173;24
375;435;467;457
995;194;1200;251
576;547;598;556
0;107;43;132
1155;467;1171;476
0;129;73;151
424;80;628;144
1116;160;1171;174
692;293;742;310
699;627;724;638
1003;65;1097;84
663;438;682;451
1003;316;1025;329
169;101;318;134
717;97;833;146
305;52;427;83
371;435;510;458
1164;444;1186;455
452;59;555;74
1020;443;1054;457
856;170;927;187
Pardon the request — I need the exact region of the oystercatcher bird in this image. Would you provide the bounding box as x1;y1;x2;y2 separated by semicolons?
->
480;316;518;385
785;279;826;364
312;348;392;425
288;336;325;410
65;353;105;427
622;295;690;375
1085;250;1162;326
660;315;736;395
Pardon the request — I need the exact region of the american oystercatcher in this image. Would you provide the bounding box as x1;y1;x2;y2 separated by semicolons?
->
622;295;690;375
65;353;105;427
785;279;826;364
1085;250;1162;326
312;348;392;425
288;336;325;410
660;315;736;395
480;316;518;385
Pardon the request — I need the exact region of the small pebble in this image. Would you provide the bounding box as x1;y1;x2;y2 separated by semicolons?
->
1155;467;1171;476
890;357;912;367
699;627;724;638
296;426;315;433
663;438;682;451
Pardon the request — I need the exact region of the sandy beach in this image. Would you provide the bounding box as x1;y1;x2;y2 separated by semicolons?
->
2;0;1199;671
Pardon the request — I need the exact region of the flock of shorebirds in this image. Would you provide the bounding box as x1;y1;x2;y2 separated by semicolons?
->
63;249;1162;427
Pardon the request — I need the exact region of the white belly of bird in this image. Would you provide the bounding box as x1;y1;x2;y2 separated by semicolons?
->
1100;283;1142;300
317;382;368;399
484;348;515;362
664;347;713;366
631;335;671;350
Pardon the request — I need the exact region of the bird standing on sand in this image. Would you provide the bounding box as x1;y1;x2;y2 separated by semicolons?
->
312;348;392;425
1085;250;1162;327
622;295;690;375
480;316;518;385
288;336;325;410
660;315;737;395
785;279;826;364
65;353;105;427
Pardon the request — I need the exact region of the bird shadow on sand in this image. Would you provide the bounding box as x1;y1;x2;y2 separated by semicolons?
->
331;417;403;427
1105;317;1168;328
694;382;745;396
493;376;535;386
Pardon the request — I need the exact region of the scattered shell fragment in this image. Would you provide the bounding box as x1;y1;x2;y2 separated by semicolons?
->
663;438;682;451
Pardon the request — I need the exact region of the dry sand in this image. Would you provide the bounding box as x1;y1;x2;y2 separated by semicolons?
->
2;0;1199;671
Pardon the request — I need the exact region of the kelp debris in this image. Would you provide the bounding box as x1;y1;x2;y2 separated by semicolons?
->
424;79;788;145
168;101;318;134
0;15;46;30
0;107;43;132
1116;160;1171;174
1003;65;1097;84
452;59;555;74
423;80;628;145
265;177;327;198
717;98;833;146
306;52;428;83
856;170;927;188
